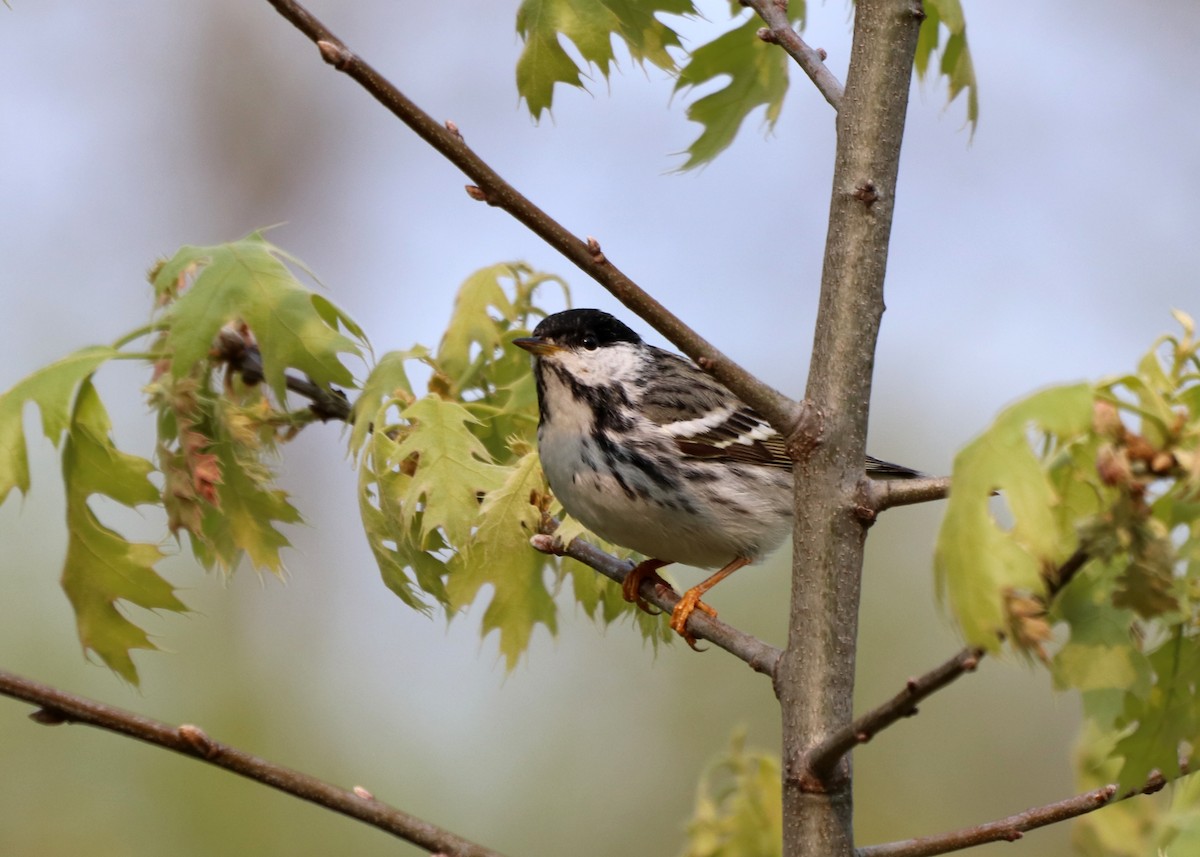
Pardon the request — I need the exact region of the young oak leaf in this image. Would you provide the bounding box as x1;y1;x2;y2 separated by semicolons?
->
935;383;1095;650
516;0;695;118
392;396;506;546
674;12;791;170
151;233;366;403
1112;632;1200;792
447;449;557;669
59;379;185;684
916;0;979;133
0;344;118;505
682;730;782;857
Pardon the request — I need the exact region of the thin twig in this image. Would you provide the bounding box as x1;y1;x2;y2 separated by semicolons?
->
530;534;783;677
262;0;803;437
868;475;951;511
856;772;1168;857
806;549;1092;777
804;647;983;778
744;0;845;110
0;669;509;857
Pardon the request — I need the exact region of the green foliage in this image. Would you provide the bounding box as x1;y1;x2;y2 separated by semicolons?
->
515;0;696;118
514;1;978;168
682;731;781;857
353;262;671;667
0;234;365;682
938;312;1200;807
60;380;184;683
673;9;793;171
916;0;979;132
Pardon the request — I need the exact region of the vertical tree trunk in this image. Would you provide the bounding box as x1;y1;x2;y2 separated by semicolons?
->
776;2;924;855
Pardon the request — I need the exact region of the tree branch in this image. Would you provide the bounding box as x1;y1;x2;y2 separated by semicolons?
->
744;0;845;110
856;772;1169;857
0;669;509;857
774;2;923;854
804;647;983;779
530;534;782;677
261;0;802;436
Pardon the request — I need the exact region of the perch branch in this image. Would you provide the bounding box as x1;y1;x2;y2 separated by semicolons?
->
0;669;509;857
531;534;782;677
857;772;1169;857
262;0;803;436
744;0;845;110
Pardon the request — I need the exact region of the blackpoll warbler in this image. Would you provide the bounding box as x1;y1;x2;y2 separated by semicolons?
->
515;309;918;648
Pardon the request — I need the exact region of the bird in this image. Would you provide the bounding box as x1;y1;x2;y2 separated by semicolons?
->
514;308;919;648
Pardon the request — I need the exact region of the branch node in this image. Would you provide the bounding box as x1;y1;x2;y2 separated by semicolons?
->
444;120;463;142
585;235;606;264
854;730;871;744
757;27;779;44
464;185;490;203
530;533;565;556
29;707;70;726
316;39;352;70
178;723;218;759
852;181;880;207
353;785;376;800
697;355;716;372
816;46;828;61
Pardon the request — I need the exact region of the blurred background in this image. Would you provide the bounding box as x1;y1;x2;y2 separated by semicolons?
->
2;1;1198;854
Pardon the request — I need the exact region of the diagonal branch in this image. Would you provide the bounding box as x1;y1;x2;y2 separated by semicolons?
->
262;0;802;437
0;669;510;857
805;548;1092;778
804;646;983;779
856;772;1169;857
744;0;845;110
530;534;783;677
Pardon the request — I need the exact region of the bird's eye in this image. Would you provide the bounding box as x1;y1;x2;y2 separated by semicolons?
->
581;334;599;351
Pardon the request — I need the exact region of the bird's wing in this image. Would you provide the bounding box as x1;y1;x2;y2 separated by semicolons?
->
636;351;793;469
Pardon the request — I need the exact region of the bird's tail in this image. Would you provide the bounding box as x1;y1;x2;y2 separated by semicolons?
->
865;455;923;479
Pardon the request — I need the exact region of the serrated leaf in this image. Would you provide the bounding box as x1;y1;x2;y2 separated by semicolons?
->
59;379;184;684
674;14;789;170
0;345;118;505
152;232;365;402
935;383;1095;649
437;264;521;390
916;0;979;132
349;347;424;456
1112;633;1200;791
448;450;557;668
516;0;695;118
393;396;506;545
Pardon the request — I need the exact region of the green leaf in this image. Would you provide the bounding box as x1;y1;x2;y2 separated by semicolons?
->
682;730;782;857
448;450;557;669
916;0;979;132
934;383;1095;649
1112;632;1200;791
60;379;184;684
152;232;366;402
515;0;695;118
349;348;423;457
393;396;506;545
0;345;118;505
674;13;789;170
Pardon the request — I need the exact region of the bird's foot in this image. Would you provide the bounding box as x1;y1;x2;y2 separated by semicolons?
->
621;559;672;615
670;590;718;650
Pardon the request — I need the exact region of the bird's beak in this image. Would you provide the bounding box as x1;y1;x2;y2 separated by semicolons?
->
513;336;562;356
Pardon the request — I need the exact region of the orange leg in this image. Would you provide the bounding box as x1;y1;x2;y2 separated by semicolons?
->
621;558;673;614
670;557;751;650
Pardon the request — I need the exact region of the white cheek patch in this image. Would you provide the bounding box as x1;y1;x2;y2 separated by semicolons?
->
553;343;643;387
